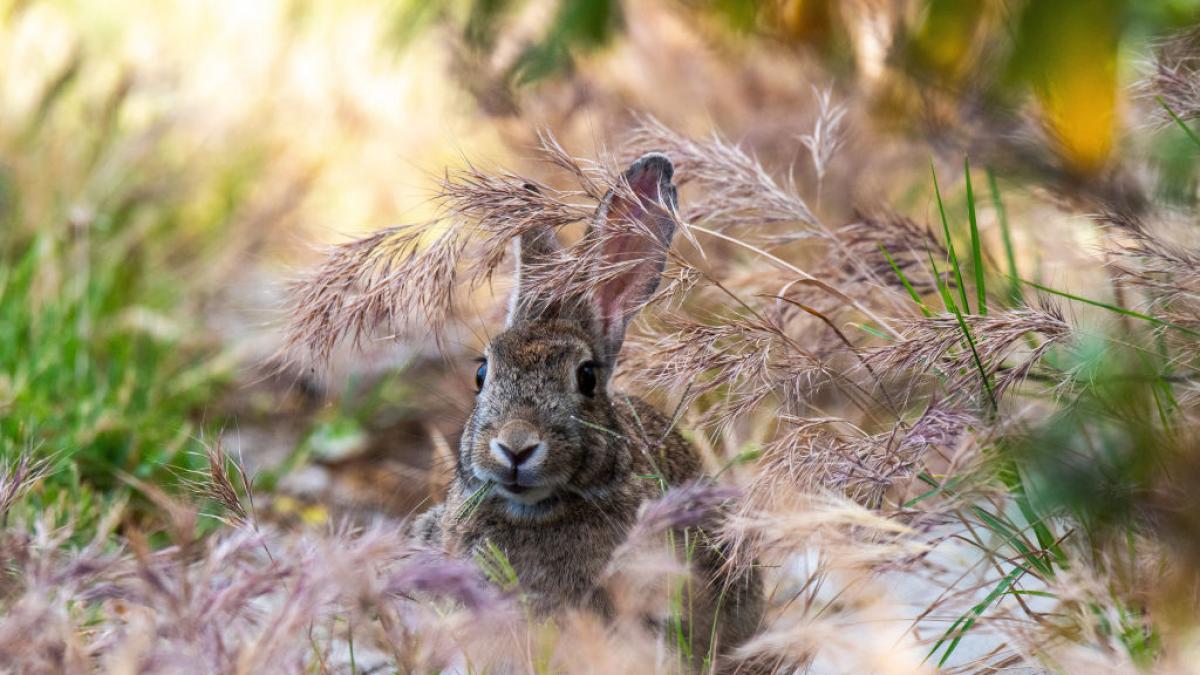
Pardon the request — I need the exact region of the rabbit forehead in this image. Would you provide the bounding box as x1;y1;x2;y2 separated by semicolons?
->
486;320;598;366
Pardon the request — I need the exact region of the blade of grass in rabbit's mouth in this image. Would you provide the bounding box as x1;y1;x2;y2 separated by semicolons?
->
455;480;495;520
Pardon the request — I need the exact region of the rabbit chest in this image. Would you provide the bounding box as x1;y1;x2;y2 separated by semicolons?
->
443;481;652;615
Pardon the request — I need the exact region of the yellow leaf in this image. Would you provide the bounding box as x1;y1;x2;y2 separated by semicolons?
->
1016;0;1120;175
300;503;329;526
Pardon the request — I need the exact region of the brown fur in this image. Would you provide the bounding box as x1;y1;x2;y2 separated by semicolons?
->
413;154;762;667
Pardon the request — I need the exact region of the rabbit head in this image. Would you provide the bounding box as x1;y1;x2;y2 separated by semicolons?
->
458;153;679;518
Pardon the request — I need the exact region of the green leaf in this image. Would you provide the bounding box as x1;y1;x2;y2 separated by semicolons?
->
928;250;996;409
880;244;932;316
1023;279;1200;337
964;158;986;315
987;167;1022;305
1157;95;1200;151
932;162;970;313
930;563;1031;667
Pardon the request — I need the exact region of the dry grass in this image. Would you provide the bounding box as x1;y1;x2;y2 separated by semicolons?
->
1141;27;1200;126
268;110;1145;673
268;99;1199;671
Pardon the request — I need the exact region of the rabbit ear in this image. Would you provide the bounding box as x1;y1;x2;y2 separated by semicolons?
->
586;153;678;357
506;219;564;326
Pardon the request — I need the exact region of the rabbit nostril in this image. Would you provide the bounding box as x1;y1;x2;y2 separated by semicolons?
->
497;441;539;467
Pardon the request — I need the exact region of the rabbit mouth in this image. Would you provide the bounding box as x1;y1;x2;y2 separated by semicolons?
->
502;482;529;495
496;482;554;506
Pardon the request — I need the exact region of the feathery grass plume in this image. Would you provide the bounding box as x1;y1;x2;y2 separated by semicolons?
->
763;405;978;508
1139;26;1200;127
1110;228;1200;310
284;133;697;365
0;518;105;673
733;570;933;674
1005;556;1173;674
506;183;691;327
434;160;595;269
546;610;667;675
1103;213;1200;347
723;494;931;674
628;481;740;542
618;311;843;432
284;151;594;363
179;437;251;527
386;548;502;611
621;117;905;339
835;211;946;296
0;450;52;520
863;306;1071;399
534;130;616;201
595;482;746;670
0;494;519;674
601;482;741;592
284;222;444;363
624;115;821;231
798;85;848;196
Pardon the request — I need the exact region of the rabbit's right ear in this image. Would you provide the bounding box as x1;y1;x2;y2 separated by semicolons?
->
506;221;563;326
584;153;679;359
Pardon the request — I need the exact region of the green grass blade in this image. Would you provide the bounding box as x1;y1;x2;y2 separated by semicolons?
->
903;472;966;507
919;473;1059;577
927;251;956;314
926;614;969;666
928;251;996;410
951;309;997;412
853;323;892;340
880;244;932;316
1022;279;1200;337
931;564;1029;667
970;505;1054;577
714;446;761;477
931;161;970;313
997;460;1067;567
987;167;1021;305
454;480;495;520
347;618;357;675
476;539;520;590
964;158;986;315
1157;95;1200;150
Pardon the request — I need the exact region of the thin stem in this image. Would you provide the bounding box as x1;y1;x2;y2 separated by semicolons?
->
688;223;899;337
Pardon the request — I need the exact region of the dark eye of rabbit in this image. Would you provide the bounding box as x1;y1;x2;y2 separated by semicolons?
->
576;361;598;397
474;359;487;393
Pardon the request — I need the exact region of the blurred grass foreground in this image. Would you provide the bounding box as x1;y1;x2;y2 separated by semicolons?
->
7;0;1200;672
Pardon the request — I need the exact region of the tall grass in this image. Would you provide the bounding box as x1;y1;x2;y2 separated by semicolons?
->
0;18;246;521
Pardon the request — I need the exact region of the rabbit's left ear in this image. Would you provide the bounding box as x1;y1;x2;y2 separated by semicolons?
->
506;221;563;326
586;153;679;358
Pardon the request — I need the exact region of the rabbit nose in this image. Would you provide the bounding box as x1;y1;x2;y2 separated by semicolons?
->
489;421;543;469
494;440;540;466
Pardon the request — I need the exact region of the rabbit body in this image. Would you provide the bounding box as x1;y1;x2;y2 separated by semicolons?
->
414;154;762;663
440;347;698;616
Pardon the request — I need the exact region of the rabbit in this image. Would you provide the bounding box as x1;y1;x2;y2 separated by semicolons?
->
413;153;762;666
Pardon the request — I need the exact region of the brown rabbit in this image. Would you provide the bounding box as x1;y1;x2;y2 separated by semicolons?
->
414;153;762;666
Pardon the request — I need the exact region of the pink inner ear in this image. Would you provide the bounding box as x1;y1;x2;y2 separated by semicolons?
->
628;165;665;206
592;157;676;349
594;229;640;331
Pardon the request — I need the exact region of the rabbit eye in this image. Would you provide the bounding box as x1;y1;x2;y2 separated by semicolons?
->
474;359;488;393
576;361;598;397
